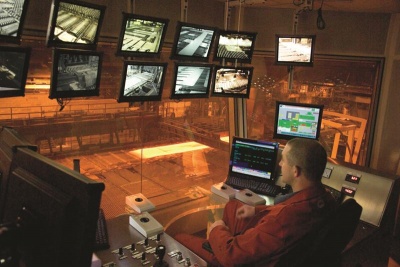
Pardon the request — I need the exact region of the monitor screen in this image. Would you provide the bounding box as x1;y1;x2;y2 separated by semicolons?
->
116;13;169;57
211;66;253;98
117;61;167;103
1;145;104;267
229;136;280;182
0;46;31;98
170;21;217;62
46;0;106;50
0;0;30;44
170;63;213;100
273;101;324;140
214;30;257;63
275;34;316;67
49;49;103;99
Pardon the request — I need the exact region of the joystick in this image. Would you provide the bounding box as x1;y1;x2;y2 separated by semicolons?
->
153;245;168;267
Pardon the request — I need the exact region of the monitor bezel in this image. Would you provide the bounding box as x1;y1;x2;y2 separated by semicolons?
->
49;48;103;99
46;0;106;50
0;46;31;98
170;62;213;100
275;34;316;67
211;65;253;99
117;61;168;103
116;12;169;58
213;30;257;64
170;21;217;62
273;100;324;141
0;0;30;44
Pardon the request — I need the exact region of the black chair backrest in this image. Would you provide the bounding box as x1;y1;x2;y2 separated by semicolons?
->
276;198;363;267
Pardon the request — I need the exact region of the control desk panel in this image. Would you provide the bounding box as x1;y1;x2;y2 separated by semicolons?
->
95;214;207;267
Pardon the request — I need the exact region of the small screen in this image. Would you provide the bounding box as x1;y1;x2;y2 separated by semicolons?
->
214;31;257;63
274;101;324;140
211;66;253;98
275;34;316;67
229;137;279;182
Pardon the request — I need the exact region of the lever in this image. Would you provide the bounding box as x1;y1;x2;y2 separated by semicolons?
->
153;244;168;267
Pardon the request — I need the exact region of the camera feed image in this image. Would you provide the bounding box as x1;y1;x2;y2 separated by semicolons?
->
174;25;215;58
122;64;164;97
51;2;102;44
55;53;100;92
214;67;251;95
0;0;26;37
216;32;255;61
278;37;313;63
0;50;27;91
174;65;211;95
120;18;166;53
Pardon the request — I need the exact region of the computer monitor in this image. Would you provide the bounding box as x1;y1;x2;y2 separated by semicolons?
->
0;46;31;98
170;62;213;100
275;34;316;67
116;13;169;58
46;0;106;50
0;146;104;267
117;61;167;103
229;136;280;183
170;21;217;62
211;65;253;98
273;101;324;140
0;0;30;44
49;48;103;99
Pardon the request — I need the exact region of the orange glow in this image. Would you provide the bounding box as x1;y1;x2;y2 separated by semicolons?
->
130;141;210;159
220;136;230;143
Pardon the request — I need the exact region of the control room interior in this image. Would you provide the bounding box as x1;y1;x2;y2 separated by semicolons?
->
1;0;400;266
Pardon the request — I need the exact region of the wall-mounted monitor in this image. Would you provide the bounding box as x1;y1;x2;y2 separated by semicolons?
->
117;61;167;103
0;46;31;98
0;0;30;44
116;13;169;58
46;0;106;50
275;34;316;67
211;66;253;98
273;101;324;140
170;21;217;62
170;63;213;100
49;49;103;99
213;30;257;64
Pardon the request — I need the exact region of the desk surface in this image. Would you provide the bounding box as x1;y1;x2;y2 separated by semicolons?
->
95;214;208;267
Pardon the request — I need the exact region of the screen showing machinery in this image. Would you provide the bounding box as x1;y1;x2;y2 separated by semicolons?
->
275;34;316;67
0;0;30;44
214;30;257;63
211;66;253;98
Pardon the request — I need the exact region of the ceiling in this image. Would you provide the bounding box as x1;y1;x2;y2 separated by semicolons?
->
216;0;400;13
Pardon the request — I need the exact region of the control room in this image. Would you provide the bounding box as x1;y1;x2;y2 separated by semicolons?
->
0;0;400;266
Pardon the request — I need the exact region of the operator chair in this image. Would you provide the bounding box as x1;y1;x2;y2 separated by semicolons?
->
276;198;363;267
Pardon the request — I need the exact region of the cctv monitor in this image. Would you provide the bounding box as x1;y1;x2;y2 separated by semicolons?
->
46;0;106;50
170;62;213;100
275;34;316;67
116;13;169;58
273;101;324;140
211;65;253;98
117;61;167;103
0;0;30;44
170;21;217;62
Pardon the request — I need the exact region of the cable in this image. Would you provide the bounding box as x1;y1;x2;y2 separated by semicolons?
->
317;0;326;30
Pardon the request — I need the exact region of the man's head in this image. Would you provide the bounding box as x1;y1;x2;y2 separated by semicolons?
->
279;138;327;188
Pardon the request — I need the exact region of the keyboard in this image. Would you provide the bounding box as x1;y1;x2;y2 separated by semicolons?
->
94;208;110;251
227;176;282;197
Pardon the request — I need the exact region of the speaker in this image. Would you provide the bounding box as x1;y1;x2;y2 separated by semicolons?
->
126;193;155;213
211;182;236;199
129;212;163;237
235;189;266;206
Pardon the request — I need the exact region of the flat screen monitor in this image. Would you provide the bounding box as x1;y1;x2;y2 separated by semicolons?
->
46;0;106;50
1;146;104;267
117;61;167;103
0;0;30;44
0;46;30;98
211;65;253;98
170;63;213;100
170;21;217;62
116;13;169;58
273;101;324;140
49;48;103;99
275;34;316;67
229;136;280;184
213;30;257;64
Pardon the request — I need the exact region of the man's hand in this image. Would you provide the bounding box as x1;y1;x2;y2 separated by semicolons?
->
236;204;255;219
209;219;227;234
